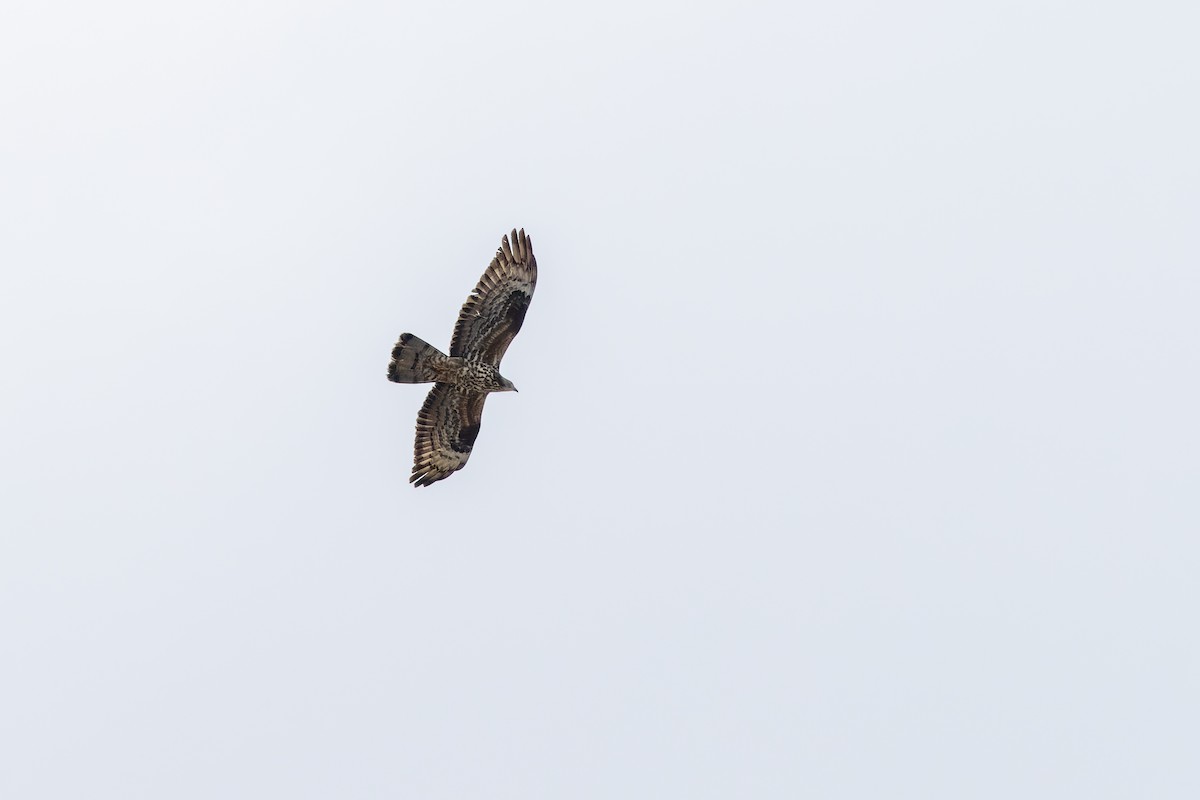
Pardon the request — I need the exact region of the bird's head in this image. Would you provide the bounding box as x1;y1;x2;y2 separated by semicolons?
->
496;375;518;393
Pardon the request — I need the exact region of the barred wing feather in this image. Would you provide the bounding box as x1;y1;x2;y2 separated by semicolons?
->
449;228;537;366
411;383;488;487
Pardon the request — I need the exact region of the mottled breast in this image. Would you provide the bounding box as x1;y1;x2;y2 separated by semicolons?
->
457;360;503;393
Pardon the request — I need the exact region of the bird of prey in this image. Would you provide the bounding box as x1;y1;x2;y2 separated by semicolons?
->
387;229;537;486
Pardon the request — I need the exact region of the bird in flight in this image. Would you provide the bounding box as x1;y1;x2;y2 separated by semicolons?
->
387;229;537;486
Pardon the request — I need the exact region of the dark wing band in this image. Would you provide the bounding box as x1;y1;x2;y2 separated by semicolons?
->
449;228;537;366
411;383;488;487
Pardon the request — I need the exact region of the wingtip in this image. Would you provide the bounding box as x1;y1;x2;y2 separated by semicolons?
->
506;227;531;263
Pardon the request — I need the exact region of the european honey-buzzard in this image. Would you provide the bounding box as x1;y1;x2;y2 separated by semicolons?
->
387;229;537;486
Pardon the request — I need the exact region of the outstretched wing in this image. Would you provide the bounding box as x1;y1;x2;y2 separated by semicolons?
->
410;383;488;487
450;228;537;366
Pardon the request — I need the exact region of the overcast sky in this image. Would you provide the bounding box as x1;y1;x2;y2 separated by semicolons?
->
2;1;1198;797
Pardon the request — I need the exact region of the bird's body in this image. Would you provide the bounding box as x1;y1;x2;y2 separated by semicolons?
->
386;229;537;486
446;359;514;394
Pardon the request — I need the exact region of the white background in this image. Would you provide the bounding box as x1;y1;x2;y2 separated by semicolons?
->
2;1;1198;797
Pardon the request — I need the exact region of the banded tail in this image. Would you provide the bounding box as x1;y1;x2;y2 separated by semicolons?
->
388;333;452;383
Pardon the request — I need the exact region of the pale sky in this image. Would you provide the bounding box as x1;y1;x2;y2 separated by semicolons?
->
2;1;1198;797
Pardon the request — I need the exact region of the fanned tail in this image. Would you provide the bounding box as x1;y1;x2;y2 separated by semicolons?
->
387;333;450;383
